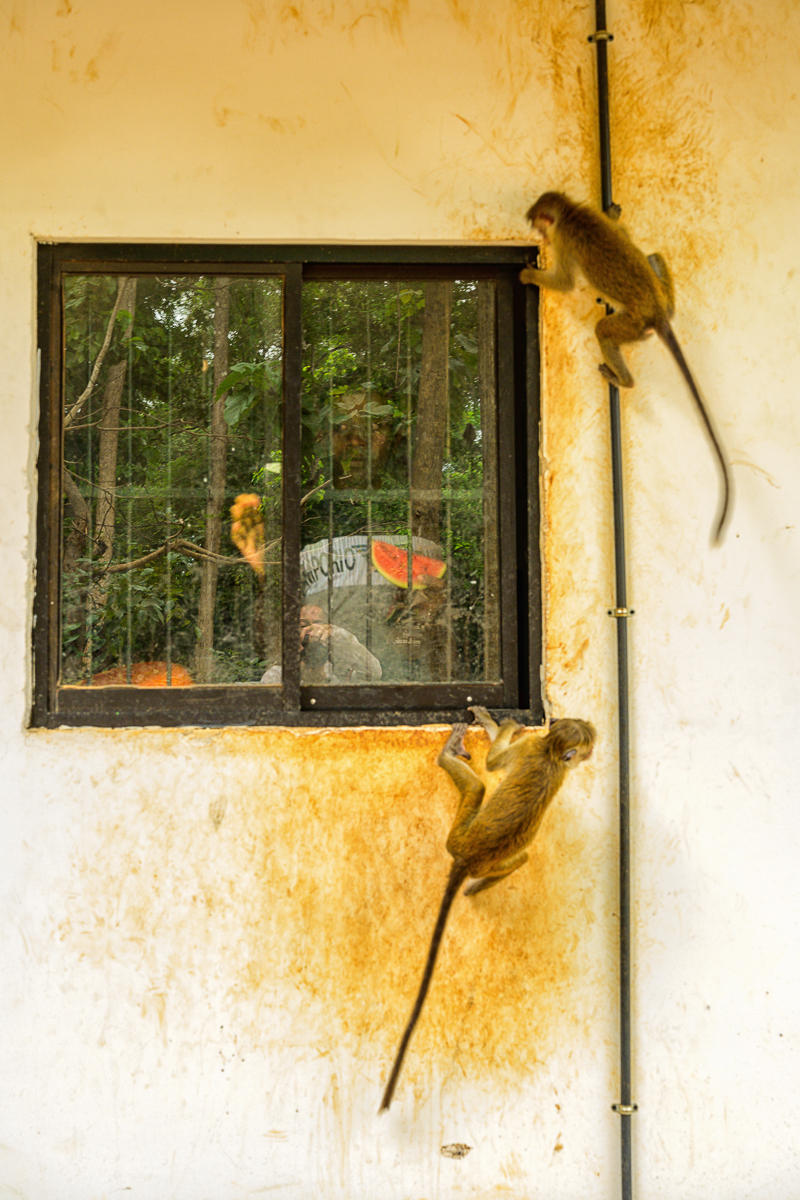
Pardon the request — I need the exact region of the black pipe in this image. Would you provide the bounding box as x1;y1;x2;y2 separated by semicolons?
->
590;3;635;1199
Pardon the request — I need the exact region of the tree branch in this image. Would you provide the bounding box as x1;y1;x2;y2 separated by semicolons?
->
100;536;281;575
64;276;131;432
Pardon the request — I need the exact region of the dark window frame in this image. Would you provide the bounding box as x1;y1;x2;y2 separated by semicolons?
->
33;242;541;728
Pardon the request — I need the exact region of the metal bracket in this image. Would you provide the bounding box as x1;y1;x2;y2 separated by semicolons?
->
608;607;635;619
588;29;614;42
612;1103;639;1116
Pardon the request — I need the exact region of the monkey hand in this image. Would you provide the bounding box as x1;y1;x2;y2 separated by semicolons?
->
519;265;539;285
467;705;494;728
599;362;633;389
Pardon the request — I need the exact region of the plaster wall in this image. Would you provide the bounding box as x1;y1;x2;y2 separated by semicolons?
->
1;2;799;1197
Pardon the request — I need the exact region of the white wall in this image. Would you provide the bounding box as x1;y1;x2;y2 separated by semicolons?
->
1;2;799;1197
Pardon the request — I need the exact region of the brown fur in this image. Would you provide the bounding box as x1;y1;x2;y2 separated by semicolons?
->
520;191;731;543
379;706;595;1111
443;710;595;879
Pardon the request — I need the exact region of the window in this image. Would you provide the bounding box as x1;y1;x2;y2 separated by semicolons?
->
33;245;540;727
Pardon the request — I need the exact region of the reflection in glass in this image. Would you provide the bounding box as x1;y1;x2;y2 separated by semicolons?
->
298;279;499;686
59;272;501;693
60;274;283;686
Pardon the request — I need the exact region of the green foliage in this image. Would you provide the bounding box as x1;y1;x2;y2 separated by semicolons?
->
217;360;282;428
60;272;496;685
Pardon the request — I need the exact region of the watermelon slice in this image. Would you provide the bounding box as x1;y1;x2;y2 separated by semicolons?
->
371;540;446;589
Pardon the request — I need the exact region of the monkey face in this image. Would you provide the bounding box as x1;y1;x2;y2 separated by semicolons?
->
525;212;552;242
525;192;563;236
532;214;553;240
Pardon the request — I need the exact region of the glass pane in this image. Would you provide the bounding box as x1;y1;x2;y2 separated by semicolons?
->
60;274;283;686
298;278;500;686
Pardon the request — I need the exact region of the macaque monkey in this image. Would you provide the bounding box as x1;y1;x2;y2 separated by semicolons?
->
520;191;731;543
379;706;596;1111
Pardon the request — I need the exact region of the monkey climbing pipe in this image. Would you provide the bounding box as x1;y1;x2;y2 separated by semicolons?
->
589;3;636;1199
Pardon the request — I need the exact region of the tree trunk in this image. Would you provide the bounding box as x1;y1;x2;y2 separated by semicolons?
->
93;357;127;563
410;281;451;547
81;278;137;675
195;278;231;682
62;467;90;577
407;282;451;680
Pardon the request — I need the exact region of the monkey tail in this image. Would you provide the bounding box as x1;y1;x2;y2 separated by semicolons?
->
379;862;467;1112
659;322;732;544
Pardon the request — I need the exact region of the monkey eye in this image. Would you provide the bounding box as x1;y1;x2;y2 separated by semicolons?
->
562;748;578;762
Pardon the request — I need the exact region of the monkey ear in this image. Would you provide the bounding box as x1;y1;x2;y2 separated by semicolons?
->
548;721;582;762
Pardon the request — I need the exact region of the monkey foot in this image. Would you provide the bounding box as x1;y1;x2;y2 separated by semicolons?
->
446;722;469;759
598;363;632;389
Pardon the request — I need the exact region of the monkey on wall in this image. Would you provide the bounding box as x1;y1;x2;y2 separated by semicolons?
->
519;191;731;543
379;705;596;1111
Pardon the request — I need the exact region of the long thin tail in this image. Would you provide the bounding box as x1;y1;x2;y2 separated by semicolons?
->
379;863;466;1112
659;322;732;544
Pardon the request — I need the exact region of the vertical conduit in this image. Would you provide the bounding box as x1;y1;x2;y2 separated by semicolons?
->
589;3;635;1199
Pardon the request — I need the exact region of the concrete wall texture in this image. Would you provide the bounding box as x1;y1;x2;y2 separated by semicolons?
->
1;2;799;1196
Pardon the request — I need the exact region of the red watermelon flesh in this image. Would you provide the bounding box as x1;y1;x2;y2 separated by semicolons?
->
371;540;446;589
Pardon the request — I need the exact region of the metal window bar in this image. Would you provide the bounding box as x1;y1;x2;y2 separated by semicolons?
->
364;291;375;674
125;306;135;682
325;307;336;682
281;263;304;710
164;311;174;685
404;295;414;681
444;283;454;683
480;280;500;682
84;287;96;682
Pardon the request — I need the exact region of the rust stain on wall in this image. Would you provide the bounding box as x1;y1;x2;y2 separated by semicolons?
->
242;726;602;1085
58;723;602;1097
560;635;591;676
444;5;597;236
545;10;596;184
47;27;118;88
603;4;756;282
537;279;611;711
245;0;411;49
259;113;307;134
